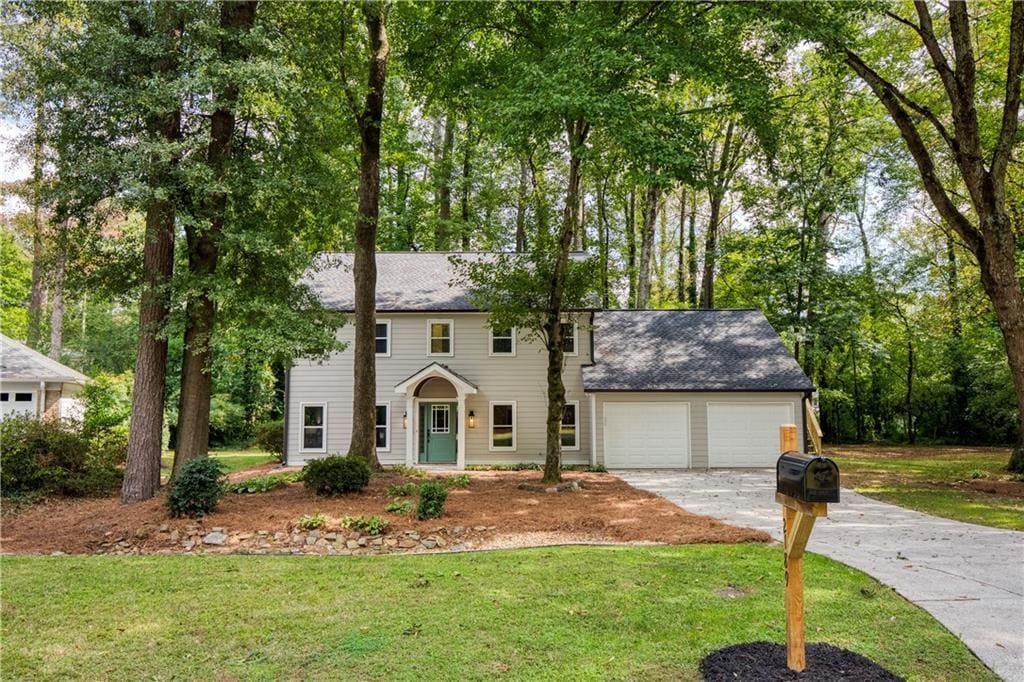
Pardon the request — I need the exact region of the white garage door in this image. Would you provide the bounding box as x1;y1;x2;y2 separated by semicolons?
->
707;402;795;467
604;402;690;468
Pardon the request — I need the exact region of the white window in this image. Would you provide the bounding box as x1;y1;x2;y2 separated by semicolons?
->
375;320;391;357
427;319;454;356
301;404;327;452
489;327;516;356
560;322;578;356
430;404;451;433
375;403;390;451
561;400;580;450
489;401;516;451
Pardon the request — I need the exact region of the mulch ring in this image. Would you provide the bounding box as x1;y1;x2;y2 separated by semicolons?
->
956;478;1024;498
0;470;770;555
700;642;903;682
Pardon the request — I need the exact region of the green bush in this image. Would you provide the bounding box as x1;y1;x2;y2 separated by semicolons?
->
417;480;448;520
80;371;133;436
295;512;327;530
0;417;120;496
442;473;471;489
167;459;225;518
386;482;418;498
253;419;284;457
225;472;300;494
341;515;389;535
388;465;426;478
207;394;249;448
385;499;414;514
303;456;371;496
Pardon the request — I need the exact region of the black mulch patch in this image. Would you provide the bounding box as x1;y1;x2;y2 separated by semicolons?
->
700;642;904;682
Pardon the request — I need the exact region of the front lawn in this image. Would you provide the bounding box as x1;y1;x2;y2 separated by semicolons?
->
160;447;278;479
0;545;993;681
827;445;1024;530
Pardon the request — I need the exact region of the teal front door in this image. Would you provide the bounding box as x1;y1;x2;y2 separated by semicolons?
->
420;402;457;463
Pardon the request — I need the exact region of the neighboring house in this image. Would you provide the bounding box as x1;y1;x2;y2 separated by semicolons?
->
0;334;88;422
286;252;814;470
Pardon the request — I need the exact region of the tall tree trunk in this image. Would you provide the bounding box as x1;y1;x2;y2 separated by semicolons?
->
27;94;46;349
174;0;258;474
699;120;736;310
346;4;389;466
676;187;686;304
543;117;589;484
459;120;472;249
435;113;454;249
515;157;528;252
636;181;660;308
686;201;697;307
945;234;969;441
598;175;609;308
48;251;64;360
122;3;182;503
625;190;637;308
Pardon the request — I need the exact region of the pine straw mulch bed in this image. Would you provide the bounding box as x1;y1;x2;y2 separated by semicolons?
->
0;470;769;556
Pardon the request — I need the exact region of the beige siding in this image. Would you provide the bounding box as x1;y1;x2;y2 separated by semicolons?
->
593;392;805;468
287;312;592;466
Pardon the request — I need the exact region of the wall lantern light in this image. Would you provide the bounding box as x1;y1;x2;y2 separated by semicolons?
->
468;410;476;428
402;412;408;429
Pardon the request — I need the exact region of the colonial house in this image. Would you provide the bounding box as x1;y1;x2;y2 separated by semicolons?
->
285;252;814;469
0;333;88;422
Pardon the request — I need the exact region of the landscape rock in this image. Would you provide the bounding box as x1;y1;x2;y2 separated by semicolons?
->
202;531;227;546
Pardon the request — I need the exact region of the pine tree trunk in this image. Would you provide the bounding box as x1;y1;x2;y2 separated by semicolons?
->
48;252;64;361
686;202;697;307
636;182;660;308
122;3;183;503
598;176;609;308
435;114;454;249
626;190;636;308
459;122;471;249
515;158;528;252
676;187;686;304
346;5;389;467
27;95;46;349
174;0;258;474
699;190;722;309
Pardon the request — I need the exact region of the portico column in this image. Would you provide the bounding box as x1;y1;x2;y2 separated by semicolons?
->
456;393;466;470
405;394;415;466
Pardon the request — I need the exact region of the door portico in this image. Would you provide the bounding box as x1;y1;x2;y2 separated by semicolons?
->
395;363;478;469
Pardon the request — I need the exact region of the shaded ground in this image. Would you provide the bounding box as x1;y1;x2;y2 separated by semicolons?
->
0;546;995;681
826;444;1023;530
700;642;902;681
0;470;767;555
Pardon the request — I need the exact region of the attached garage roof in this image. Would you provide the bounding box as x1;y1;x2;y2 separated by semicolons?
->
583;310;813;392
0;334;89;384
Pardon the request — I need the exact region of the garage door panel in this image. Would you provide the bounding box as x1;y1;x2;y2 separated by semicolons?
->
604;402;689;468
707;402;794;467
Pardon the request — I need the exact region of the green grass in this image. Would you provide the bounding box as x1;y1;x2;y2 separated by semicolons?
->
0;545;993;681
829;447;1024;530
160;447;278;479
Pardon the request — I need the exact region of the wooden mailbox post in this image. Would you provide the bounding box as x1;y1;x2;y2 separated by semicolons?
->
775;423;838;673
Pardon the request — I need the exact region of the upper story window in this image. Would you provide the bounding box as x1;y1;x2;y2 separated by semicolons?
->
561;400;579;450
302;404;326;452
560;322;577;356
375;320;391;357
428;319;454;356
489;327;516;356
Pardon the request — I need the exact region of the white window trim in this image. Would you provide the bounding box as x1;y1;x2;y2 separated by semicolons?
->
561;321;579;357
488;400;517;452
375;401;391;452
561;399;580;451
427;318;455;357
299;402;328;453
375;319;392;357
488;326;517;357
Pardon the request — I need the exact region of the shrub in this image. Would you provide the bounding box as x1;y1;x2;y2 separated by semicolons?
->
386;482;418;498
587;464;608;473
442;473;471;489
969;469;988;480
167;459;225;518
0;417;119;496
417;480;448;520
303;456;371;496
388;464;426;478
225;472;300;494
385;499;414;514
80;371;133;436
254;420;284;457
296;512;327;530
341;515;389;535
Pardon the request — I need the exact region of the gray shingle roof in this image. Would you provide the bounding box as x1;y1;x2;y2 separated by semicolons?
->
583;310;813;392
0;334;89;384
305;252;493;312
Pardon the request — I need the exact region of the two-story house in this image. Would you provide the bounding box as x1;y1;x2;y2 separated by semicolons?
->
285;252;813;470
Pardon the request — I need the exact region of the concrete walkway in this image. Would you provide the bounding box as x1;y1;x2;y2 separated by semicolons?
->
616;470;1024;681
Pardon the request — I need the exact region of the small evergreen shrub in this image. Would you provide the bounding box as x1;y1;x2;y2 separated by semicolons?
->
254;420;284;457
341;515;389;535
442;473;471;489
386;482;418;497
587;464;608;473
167;459;225;518
303;456;371;496
296;512;327;530
385;499;414;514
416;480;448;520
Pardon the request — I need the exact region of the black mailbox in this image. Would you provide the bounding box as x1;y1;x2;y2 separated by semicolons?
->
776;452;840;503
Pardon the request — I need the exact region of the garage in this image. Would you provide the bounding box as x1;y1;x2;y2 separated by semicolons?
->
603;402;690;468
707;402;795;467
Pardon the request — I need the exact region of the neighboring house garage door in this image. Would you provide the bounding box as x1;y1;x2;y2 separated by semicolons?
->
707;402;795;467
604;402;690;468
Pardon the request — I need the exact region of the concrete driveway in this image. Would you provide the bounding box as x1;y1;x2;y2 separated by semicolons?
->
616;470;1024;681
